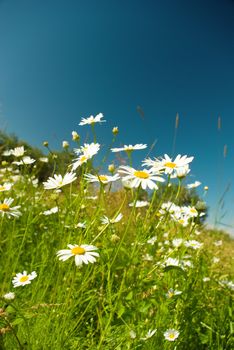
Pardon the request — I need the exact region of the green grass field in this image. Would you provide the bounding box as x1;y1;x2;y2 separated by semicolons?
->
0;119;233;349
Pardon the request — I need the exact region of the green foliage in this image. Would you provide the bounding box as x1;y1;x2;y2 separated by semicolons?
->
0;128;233;350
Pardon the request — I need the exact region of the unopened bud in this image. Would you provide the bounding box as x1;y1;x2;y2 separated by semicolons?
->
72;131;80;141
204;186;209;191
108;164;115;173
43;141;49;147
62;141;69;149
112;126;119;135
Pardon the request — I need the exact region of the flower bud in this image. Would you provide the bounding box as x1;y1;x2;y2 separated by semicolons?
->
62;141;69;149
112;126;119;135
72;131;80;141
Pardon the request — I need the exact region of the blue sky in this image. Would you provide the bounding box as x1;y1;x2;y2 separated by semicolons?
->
0;0;234;232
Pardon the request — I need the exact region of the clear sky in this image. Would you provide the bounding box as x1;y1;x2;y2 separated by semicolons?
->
0;0;234;232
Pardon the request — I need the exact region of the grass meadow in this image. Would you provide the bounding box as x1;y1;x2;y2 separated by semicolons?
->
0;114;233;349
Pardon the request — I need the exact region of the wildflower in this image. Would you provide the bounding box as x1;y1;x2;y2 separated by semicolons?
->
129;200;149;208
220;280;234;290
172;238;184;247
0;198;21;218
143;254;153;261
118;166;164;190
43;172;77;190
184;240;203;249
72;131;80;141
111;144;147;153
57;244;99;266
12;271;37;288
214;240;223;246
108;164;115;173
147;236;157;245
11;146;25;157
212;257;220;264
187;181;201;189
164;329;180;341
79;113;105;126
174;165;190;179
129;330;137;339
146;154;193;175
100;213;123;225
71;143;100;170
62;141;69;149
203;277;210;282
13;156;35;165
204;185;209;191
112;126;119;135
182;206;198;217
84;173;120;185
43;141;49;147
75;222;86;229
164;258;181;267
43;207;59;216
140;329;157;340
39;157;49;163
0;183;12;192
3;292;15;301
166;288;182;298
2;150;12;156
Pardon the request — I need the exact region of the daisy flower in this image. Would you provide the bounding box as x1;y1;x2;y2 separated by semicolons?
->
182;206;198;218
145;154;193;175
164;329;180;341
39;157;49;163
129;200;149;208
0;182;12;192
84;173;120;185
79;113;105;126
187;181;201;189
0;198;21;218
118;166;164;190
184;240;203;249
111;144;147;153
140;329;157;340
13;156;35;165
173;165;190;179
43;172;77;190
3;292;15;301
147;236;157;245
12;271;37;288
166;288;182;298
57;244;99;267
71;143;100;171
100;213;123;225
43;206;59;216
172;238;184;247
11;146;25;157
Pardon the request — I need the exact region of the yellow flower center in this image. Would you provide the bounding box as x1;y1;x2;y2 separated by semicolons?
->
190;208;197;214
134;171;149;179
19;275;29;283
71;246;85;255
0;186;5;191
0;203;10;211
80;155;87;163
164;162;176;168
98;175;108;182
168;291;174;298
169;333;175;339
